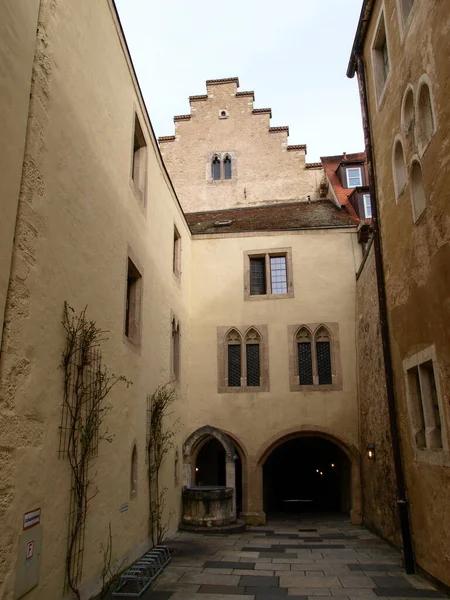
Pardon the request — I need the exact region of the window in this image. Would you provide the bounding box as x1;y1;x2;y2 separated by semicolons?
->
289;323;342;391
173;226;181;278
132;114;147;205
363;194;372;218
372;13;390;101
402;87;414;135
417;82;435;152
224;155;232;179
245;248;294;300
130;444;138;498
404;347;446;458
218;325;269;392
411;160;426;222
393;139;407;199
346;167;362;188
125;256;142;346
171;315;180;381
212;156;221;180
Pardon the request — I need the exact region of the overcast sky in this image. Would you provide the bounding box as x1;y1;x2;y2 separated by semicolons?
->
114;0;365;163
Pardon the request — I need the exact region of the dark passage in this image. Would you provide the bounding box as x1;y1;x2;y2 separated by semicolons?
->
263;437;351;516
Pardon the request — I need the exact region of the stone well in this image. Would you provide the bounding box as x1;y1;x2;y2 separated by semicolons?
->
181;486;234;528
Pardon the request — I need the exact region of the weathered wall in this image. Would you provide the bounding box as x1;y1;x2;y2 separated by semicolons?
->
356;242;400;545
362;0;450;586
0;1;191;598
187;228;361;522
0;0;40;348
160;80;324;213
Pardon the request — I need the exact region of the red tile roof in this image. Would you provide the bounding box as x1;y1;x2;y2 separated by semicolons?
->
186;200;357;235
320;152;367;220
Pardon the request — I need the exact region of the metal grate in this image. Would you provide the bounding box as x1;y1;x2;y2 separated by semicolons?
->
228;344;241;387
250;257;266;295
246;344;260;387
317;341;332;385
270;256;287;294
298;342;313;385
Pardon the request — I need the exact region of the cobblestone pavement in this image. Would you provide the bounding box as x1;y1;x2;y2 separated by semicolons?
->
112;516;448;600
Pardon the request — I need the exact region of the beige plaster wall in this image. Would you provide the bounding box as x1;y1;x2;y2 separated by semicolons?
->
160;81;324;213
0;0;191;598
362;0;450;586
187;229;360;519
0;0;40;348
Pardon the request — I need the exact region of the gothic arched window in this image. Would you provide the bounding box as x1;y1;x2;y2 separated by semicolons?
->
212;156;221;180
315;327;332;385
296;327;313;385
224;155;232;179
227;329;242;387
245;328;261;387
130;444;138;497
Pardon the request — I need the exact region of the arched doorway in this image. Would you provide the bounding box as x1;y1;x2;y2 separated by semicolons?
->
263;437;351;516
256;427;361;524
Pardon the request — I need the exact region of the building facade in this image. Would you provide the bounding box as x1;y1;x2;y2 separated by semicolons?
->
348;0;450;587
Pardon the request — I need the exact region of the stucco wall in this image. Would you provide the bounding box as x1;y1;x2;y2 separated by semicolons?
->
187;229;360;520
0;1;191;598
160;80;324;213
0;0;40;348
362;0;450;586
356;242;400;546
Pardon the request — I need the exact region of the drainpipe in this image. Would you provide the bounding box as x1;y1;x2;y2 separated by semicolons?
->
355;54;415;574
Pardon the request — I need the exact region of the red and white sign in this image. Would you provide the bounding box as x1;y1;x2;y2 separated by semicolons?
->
23;508;41;530
26;541;34;559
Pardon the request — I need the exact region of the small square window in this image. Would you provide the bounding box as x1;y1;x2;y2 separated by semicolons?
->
363;194;372;218
346;167;362;188
245;248;293;300
125;257;142;346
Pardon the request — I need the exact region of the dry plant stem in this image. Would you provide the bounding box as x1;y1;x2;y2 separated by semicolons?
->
99;523;127;599
61;302;131;599
147;383;180;546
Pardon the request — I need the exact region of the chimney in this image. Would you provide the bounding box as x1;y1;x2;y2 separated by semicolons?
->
343;151;347;160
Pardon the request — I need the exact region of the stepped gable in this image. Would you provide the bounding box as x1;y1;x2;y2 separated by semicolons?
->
186;200;357;234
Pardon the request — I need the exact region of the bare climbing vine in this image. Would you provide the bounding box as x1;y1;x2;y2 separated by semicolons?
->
147;383;180;546
60;302;131;599
98;523;127;599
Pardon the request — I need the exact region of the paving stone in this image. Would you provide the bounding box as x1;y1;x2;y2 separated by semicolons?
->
372;577;412;589
280;575;342;588
243;557;272;563
135;592;174;600
182;573;241;585
245;547;287;553
268;563;290;571
234;570;275;577
372;590;445;598
243;587;287;595
240;575;280;587
287;588;332;596
152;582;200;593
331;589;377;597
259;553;299;559
204;568;234;574
306;571;325;576
349;565;402;573
338;576;377;588
205;561;255;570
402;576;439;591
196;586;246;595
272;557;315;564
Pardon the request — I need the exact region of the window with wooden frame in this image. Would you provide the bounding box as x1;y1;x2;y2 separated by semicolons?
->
125;256;143;347
403;346;447;461
289;323;342;391
244;248;294;300
218;325;269;393
346;167;362;188
131;113;147;206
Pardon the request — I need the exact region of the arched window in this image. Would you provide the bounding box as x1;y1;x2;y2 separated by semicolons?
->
417;83;435;150
296;327;313;385
171;317;180;381
402;88;414;135
212;156;221;180
411;160;426;221
227;329;242;387
130;444;138;497
174;448;179;486
224;155;232;180
245;328;261;387
315;327;332;385
393;139;408;198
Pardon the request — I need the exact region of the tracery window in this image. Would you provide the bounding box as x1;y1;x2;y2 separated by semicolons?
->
212;156;221;180
297;327;313;385
316;327;332;385
210;153;233;181
224;155;232;179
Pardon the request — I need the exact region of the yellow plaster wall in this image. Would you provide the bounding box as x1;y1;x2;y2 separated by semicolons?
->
361;0;450;586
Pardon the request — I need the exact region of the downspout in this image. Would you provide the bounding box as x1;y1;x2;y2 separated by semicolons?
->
355;54;415;574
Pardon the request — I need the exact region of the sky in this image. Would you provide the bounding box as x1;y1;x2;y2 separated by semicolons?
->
114;0;365;163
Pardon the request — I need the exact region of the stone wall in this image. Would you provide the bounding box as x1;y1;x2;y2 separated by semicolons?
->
355;242;400;546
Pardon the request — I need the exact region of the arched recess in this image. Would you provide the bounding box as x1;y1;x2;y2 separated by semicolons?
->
221;428;249;516
182;425;238;516
223;154;232;179
255;426;361;524
392;137;408;199
410;158;427;222
416;77;436;153
130;442;138;499
212;155;221;180
401;86;415;137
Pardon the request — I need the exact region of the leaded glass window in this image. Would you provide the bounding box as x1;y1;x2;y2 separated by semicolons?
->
212;156;221;180
228;344;241;387
224;156;232;179
246;344;260;386
270;256;287;294
316;328;332;385
250;257;266;295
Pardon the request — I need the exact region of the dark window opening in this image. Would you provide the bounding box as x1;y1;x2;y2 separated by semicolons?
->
250;257;266;295
228;344;241;387
125;258;141;343
212;156;221;180
246;344;260;386
298;342;313;385
317;341;332;385
224;156;232;179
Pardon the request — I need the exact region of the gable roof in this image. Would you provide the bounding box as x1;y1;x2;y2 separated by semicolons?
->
186;200;358;235
320;152;367;220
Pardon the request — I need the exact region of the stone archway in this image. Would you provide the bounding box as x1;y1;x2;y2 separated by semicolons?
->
254;426;362;525
182;425;237;517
